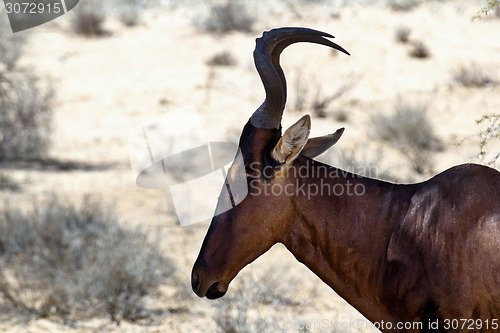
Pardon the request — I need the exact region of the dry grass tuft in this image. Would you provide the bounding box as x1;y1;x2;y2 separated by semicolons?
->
0;173;19;191
292;71;355;119
118;6;140;27
201;0;255;34
475;114;500;166
395;26;411;44
453;63;495;88
409;40;431;59
370;98;442;175
213;266;304;332
115;0;147;27
0;26;26;71
0;195;175;324
0;17;54;163
206;51;237;67
71;0;106;36
386;0;420;11
0;69;54;162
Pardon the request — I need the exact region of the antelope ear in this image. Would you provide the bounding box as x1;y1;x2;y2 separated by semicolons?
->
272;115;311;165
301;128;344;158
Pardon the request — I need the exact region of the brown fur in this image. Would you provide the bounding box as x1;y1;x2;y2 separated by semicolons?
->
192;123;500;333
191;27;500;333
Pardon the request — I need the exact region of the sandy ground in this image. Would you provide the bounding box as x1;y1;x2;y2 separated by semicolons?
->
0;0;499;332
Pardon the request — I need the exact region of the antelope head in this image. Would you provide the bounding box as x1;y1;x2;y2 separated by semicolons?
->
191;27;349;299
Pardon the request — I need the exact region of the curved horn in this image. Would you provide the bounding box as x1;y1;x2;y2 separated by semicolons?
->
250;27;350;129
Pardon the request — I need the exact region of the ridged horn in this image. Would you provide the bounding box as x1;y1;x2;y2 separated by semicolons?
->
250;27;350;129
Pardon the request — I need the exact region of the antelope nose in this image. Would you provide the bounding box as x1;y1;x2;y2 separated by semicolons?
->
192;272;201;294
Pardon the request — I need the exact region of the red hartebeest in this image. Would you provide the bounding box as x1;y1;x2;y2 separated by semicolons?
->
191;27;500;332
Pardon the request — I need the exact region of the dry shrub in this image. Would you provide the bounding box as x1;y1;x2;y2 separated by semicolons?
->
395;26;411;44
201;0;255;33
213;266;303;333
0;25;26;71
453;63;495;88
0;196;175;323
474;1;500;19
333;110;349;122
311;85;349;119
116;0;146;27
206;51;237;67
475;114;500;166
386;0;420;11
0;173;19;191
372;98;440;151
118;6;140;27
71;0;106;36
0;69;54;162
409;40;430;59
0;17;53;162
292;71;355;119
370;98;441;175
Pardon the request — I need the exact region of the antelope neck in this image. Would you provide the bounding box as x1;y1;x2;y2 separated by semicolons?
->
281;157;414;324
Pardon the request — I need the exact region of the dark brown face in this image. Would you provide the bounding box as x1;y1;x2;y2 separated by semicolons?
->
190;27;349;299
191;113;333;299
191;123;290;299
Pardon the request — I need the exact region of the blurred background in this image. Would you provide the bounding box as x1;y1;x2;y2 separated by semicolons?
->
0;0;499;332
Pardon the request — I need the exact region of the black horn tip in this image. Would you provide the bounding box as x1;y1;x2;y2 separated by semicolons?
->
256;27;334;45
265;27;334;37
334;43;350;56
255;27;350;57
